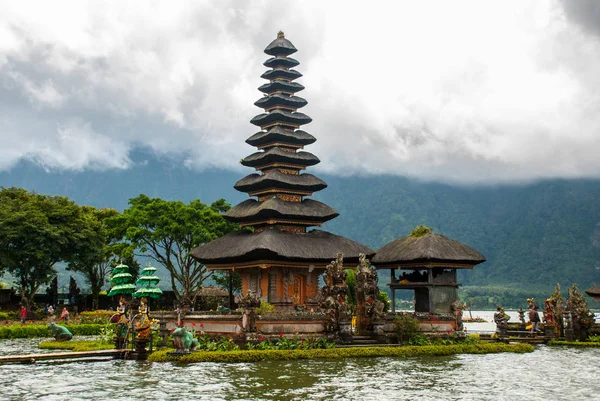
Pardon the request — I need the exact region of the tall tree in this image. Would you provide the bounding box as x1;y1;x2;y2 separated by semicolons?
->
109;194;238;306
0;187;90;307
46;276;58;307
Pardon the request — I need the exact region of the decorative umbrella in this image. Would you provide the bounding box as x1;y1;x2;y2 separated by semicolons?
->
108;263;136;297
133;263;163;299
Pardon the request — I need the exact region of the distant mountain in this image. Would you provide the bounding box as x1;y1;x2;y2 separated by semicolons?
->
2;150;599;307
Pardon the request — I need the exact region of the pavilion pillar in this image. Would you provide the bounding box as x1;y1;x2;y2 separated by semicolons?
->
390;268;396;313
228;269;234;309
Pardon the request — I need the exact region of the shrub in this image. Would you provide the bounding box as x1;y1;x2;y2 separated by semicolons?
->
148;343;533;363
0;312;11;320
0;323;106;339
255;301;276;314
77;310;114;324
394;314;420;344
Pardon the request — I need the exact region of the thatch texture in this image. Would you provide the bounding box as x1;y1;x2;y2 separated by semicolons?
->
258;81;305;95
246;127;315;147
254;94;307;110
224;197;338;223
191;228;375;264
261;69;302;81
234;171;327;193
250;110;312;128
264;35;297;56
372;232;486;267
585;284;600;300
264;56;299;69
241;147;320;168
197;286;228;297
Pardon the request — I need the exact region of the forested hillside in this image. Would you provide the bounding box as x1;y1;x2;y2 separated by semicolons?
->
2;151;599;308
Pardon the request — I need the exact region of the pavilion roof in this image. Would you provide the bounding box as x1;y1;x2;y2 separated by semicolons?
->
246;127;316;147
224;197;338;224
585;284;600;300
372;232;486;268
191;228;375;265
234;170;327;193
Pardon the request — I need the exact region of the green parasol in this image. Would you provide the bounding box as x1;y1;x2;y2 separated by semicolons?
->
133;263;163;299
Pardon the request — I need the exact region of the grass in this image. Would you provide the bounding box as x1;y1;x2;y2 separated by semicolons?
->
148;343;533;363
547;340;600;347
38;339;114;352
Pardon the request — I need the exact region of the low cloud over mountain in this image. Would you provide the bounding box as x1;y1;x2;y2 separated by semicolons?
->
1;1;600;183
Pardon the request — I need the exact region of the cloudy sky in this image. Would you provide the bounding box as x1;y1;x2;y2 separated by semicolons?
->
1;0;599;184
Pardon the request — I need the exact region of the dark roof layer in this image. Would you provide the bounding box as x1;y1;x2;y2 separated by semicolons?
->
372;232;486;266
191;228;375;265
264;57;299;69
585;284;600;299
250;110;312;128
246;128;316;147
265;36;297;56
259;81;304;95
224;197;338;223
234;170;327;193
241;147;320;168
261;69;302;81
254;94;307;110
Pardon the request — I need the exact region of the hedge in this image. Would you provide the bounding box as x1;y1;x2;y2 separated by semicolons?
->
547;340;600;347
38;339;114;352
148;343;534;363
0;324;106;339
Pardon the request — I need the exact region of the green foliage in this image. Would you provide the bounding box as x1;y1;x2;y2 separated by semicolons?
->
378;291;391;312
38;339;114;351
213;270;242;294
196;335;240;351
255;301;276;314
394;314;420;344
548;340;600;347
0;312;11;320
411;225;432;237
246;335;335;351
0;187;99;306
108;194;238;306
0;323;105;339
77;310;114;324
98;325;115;343
148;343;533;363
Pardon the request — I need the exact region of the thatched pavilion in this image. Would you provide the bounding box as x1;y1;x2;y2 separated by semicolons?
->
191;32;374;309
372;228;485;314
585;284;600;301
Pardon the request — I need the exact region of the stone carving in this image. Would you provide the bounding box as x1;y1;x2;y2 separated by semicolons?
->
320;253;350;332
134;297;151;341
111;297;129;348
237;290;261;308
355;253;385;333
48;323;73;341
451;300;466;332
566;284;595;341
172;326;199;352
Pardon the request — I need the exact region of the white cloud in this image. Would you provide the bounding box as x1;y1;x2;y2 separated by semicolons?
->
0;0;599;183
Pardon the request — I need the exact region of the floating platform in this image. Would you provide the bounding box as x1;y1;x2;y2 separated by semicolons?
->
0;349;128;364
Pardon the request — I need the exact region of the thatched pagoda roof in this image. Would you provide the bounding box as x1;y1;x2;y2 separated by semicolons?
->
261;69;302;81
264;56;299;69
224;197;338;224
585;284;600;300
197;286;228;297
254;94;307;110
264;32;297;56
234;170;327;193
246;127;315;147
191;228;375;265
372;232;486;268
250;110;312;128
259;80;305;95
240;147;320;168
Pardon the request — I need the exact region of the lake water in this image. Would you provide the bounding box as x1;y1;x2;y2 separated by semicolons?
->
1;311;599;401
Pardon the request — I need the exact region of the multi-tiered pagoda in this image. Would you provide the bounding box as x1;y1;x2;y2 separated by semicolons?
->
192;32;374;309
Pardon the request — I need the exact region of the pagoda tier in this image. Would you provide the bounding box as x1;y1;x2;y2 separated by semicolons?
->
246;127;316;148
191;228;373;266
264;56;299;69
234;170;327;195
250;110;312;129
261;69;302;81
224;197;338;227
240;147;320;170
258;80;305;95
254;94;307;111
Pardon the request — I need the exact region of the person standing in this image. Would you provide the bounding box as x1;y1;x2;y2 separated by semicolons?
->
529;305;541;335
20;305;27;324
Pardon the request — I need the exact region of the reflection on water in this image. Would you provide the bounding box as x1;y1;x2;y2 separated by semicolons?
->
1;330;599;400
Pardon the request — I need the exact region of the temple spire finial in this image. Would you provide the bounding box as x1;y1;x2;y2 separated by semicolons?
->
277;31;285;39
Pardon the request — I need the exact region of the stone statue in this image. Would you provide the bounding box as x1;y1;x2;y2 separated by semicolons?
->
48;323;73;341
566;284;595;341
134;297;151;341
172;326;199;352
111;297;129;347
